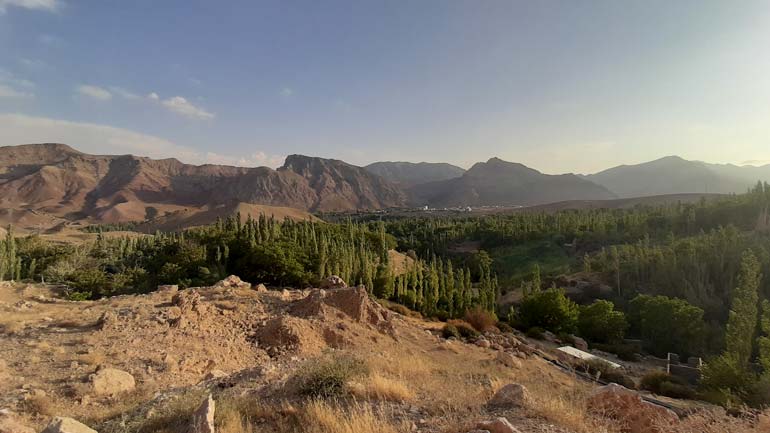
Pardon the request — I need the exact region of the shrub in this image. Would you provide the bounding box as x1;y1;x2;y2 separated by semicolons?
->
449;320;479;339
578;300;628;344
441;324;460;339
497;322;514;334
526;327;545;340
579;359;636;389
518;288;579;334
297;354;369;398
700;354;757;405
659;381;696;399
593;343;641;362
464;307;497;332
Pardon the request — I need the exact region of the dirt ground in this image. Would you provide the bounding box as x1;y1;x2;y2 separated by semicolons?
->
1;280;767;433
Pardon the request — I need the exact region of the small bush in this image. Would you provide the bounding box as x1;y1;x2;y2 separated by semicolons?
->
441;324;460;339
464;307;497;332
526;327;545;340
297;354;369;398
497;322;514;334
386;303;411;316
641;371;695;399
579;359;636;389
449;320;479;339
593;343;641;362
659;381;696;399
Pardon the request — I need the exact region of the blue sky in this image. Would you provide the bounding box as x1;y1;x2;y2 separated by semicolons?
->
1;0;770;173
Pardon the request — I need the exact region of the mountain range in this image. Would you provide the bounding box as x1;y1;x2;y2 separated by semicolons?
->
2;143;770;229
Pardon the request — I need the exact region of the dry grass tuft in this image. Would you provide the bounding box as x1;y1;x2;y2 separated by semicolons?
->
77;351;107;366
662;409;770;433
303;399;405;433
349;373;414;402
23;393;55;417
463;307;497;332
0;319;24;335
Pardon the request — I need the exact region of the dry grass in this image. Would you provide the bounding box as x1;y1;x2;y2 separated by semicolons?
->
303;400;406;433
661;409;770;433
23;393;55;417
0;319;24;335
463;307;497;332
77;351;107;366
349;373;414;402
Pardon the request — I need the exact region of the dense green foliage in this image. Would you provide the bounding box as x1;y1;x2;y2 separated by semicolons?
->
4;184;770;406
577;300;628;344
517;287;579;334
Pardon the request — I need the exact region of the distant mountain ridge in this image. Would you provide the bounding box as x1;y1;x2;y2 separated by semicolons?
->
364;161;465;187
586;156;770;198
0;143;406;225
3;143;770;230
410;157;616;207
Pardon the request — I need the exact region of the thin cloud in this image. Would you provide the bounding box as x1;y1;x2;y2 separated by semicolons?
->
0;113;280;167
19;58;48;70
76;84;112;101
0;84;34;98
0;69;35;98
160;96;215;120
108;86;140;100
0;0;61;14
280;87;294;97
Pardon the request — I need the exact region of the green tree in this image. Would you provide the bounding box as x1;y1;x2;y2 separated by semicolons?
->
518;287;579;334
578;300;628;344
629;294;705;357
724;250;761;366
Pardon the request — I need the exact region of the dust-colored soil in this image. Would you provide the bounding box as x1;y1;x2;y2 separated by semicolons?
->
1;280;765;433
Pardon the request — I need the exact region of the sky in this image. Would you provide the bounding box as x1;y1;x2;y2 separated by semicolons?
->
1;0;770;174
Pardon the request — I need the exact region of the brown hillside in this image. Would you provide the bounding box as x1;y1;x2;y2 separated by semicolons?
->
0;144;407;227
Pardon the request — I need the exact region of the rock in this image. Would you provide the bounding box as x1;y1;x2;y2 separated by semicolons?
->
495;351;522;369
214;275;250;289
254;283;268;293
488;383;530;408
190;394;215;433
96;311;117;331
320;275;347;289
571;335;588;351
467;431;491;433
475;417;521;433
89;368;136;396
587;383;679;433
0;409;34;433
204;370;227;380
157;284;179;294
475;338;491;348
40;417;97;433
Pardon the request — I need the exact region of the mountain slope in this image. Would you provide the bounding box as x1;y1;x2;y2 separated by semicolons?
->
586;156;766;198
364;161;465;187
411;157;615;207
0;143;408;225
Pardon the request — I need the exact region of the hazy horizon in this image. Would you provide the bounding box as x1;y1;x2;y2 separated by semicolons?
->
2;1;770;173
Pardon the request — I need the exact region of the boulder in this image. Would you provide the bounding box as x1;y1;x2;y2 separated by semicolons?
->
320;275;347;289
190;394;215;433
475;417;521;433
488;383;530;408
204;370;227;381
0;409;34;433
495;351;522;369
157;284;179;294
587;383;679;433
571;335;588;351
89;367;136;396
254;283;268;293
40;417;97;433
475;339;491;349
214;275;250;289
